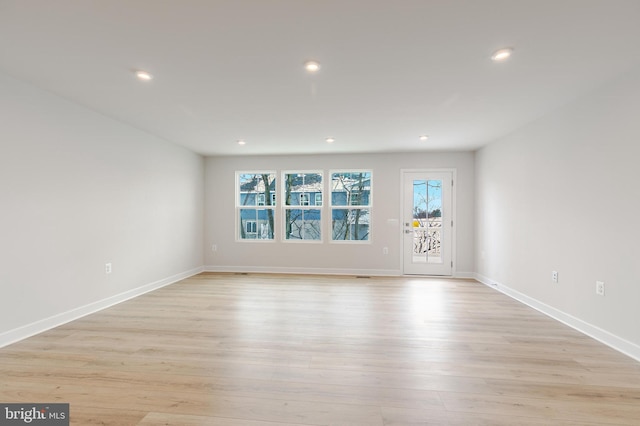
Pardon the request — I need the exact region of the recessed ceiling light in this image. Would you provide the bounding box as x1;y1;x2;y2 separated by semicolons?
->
491;47;514;62
325;137;335;143
237;139;246;145
134;70;153;81
304;60;321;73
419;135;429;141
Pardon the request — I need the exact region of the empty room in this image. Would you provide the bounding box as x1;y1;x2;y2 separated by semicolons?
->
1;1;639;425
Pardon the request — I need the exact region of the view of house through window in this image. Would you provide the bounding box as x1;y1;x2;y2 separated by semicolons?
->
284;172;322;241
236;170;371;242
331;171;371;241
237;172;276;240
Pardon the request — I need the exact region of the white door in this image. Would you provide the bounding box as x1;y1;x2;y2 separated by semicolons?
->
402;171;453;275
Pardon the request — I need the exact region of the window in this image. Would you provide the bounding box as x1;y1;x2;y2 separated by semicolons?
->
331;171;372;241
237;172;276;240
257;193;276;207
283;172;322;241
236;170;370;243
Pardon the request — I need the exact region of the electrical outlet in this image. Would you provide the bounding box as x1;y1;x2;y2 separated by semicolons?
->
212;244;218;252
551;271;558;283
105;263;112;274
596;281;605;296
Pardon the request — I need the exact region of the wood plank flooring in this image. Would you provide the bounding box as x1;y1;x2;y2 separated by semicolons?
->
1;273;640;425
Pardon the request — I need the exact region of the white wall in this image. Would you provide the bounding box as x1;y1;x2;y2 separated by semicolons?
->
2;59;637;361
205;152;475;276
0;72;204;343
475;68;640;357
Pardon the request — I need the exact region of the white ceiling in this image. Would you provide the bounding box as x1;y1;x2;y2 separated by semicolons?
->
1;0;639;156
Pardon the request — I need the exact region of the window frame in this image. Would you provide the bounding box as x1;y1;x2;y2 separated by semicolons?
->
281;170;324;243
236;171;277;242
329;169;373;243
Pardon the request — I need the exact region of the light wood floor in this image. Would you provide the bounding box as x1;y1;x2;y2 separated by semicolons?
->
2;273;640;425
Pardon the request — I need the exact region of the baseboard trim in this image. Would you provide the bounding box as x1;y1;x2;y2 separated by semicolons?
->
12;266;634;362
204;266;476;279
204;265;401;277
0;266;204;349
454;271;475;279
475;273;640;363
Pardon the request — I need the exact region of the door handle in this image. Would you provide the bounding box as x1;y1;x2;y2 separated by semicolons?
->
404;230;413;234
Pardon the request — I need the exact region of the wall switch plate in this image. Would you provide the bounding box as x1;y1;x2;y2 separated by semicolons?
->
552;271;558;283
383;247;389;255
105;263;112;274
596;281;605;296
212;244;218;252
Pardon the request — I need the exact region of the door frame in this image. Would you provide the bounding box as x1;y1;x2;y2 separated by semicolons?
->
400;168;457;276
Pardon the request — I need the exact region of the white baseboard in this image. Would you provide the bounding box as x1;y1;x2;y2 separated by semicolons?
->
204;265;401;277
12;266;635;364
0;266;204;349
475;273;640;363
205;266;475;279
454;271;475;279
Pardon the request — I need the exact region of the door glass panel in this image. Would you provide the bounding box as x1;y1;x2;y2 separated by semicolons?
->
412;179;443;264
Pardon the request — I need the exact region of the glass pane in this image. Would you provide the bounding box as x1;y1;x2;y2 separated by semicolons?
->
285;209;321;240
411;179;442;263
238;173;276;206
284;173;322;206
331;172;371;206
331;208;370;240
239;208;274;240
